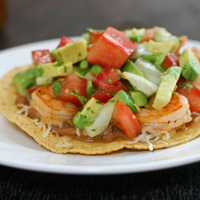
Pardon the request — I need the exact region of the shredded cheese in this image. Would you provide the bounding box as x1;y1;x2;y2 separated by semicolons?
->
16;104;31;117
127;126;173;151
55;139;72;148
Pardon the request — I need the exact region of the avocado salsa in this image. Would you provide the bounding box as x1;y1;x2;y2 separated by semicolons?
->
13;26;200;144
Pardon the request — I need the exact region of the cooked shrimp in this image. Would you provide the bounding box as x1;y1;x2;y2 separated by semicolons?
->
30;85;79;120
135;93;192;131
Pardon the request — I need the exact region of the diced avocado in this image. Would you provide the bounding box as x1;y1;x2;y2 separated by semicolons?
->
36;62;73;78
123;72;158;97
73;97;103;129
110;90;137;113
154;27;180;53
179;49;200;82
147;40;174;55
84;102;115;137
51;39;87;64
13;68;37;93
86;80;93;98
13;67;44;93
121;60;145;78
135;58;162;86
130;91;148;107
152;66;181;111
128;28;145;43
36;77;53;85
146;40;174;71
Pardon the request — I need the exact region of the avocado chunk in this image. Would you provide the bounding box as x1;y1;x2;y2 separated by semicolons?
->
13;67;43;93
123;72;158;97
135;58;162;86
36;62;73;78
121;60;145;78
127;28;145;43
110;90;137;113
73;97;104;129
154;27;180;53
147;40;174;55
51;39;87;64
130;91;147;107
179;49;200;82
152;66;181;111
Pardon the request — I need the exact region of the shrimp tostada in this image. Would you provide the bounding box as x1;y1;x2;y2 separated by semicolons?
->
1;26;200;155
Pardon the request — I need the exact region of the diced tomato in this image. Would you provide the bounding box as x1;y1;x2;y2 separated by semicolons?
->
91;89;113;103
50;73;87;106
176;77;200;112
27;85;40;94
93;65;127;94
58;36;73;47
87;27;138;69
32;49;54;65
192;47;200;62
143;28;155;42
112;99;141;138
94;65;121;87
162;53;179;70
89;31;104;44
175;35;188;55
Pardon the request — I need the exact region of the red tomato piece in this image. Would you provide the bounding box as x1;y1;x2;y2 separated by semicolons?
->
50;73;87;106
87;27;138;69
89;31;104;44
32;49;54;65
143;28;155;42
176;77;200;112
93;65;127;94
162;53;179;70
58;36;73;47
93;65;121;88
91;89;113;103
175;35;188;55
112;99;141;138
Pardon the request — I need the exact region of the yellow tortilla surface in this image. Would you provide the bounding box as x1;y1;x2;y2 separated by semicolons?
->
0;65;200;155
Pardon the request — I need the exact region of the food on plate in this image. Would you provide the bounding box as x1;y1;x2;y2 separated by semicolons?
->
1;26;200;154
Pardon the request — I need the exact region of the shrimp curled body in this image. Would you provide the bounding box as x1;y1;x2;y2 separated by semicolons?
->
135;93;192;131
30;85;79;120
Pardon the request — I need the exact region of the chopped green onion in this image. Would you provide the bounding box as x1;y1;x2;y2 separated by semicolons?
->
52;80;62;98
80;59;89;70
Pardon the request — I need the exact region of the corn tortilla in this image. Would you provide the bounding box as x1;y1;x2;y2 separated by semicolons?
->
0;65;200;155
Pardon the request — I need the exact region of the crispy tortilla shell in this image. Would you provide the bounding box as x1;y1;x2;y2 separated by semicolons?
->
0;65;200;155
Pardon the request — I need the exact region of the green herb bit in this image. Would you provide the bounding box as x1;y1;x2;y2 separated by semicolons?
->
64;65;67;72
179;82;193;89
70;90;87;105
91;129;96;132
96;101;103;105
53;62;64;67
86;107;91;110
138;131;142;135
80;59;89;70
108;77;112;83
52;80;62;98
118;74;122;79
78;53;82;57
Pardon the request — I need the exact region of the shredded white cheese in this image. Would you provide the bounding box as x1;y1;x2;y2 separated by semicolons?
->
43;120;52;138
16;104;31;117
127;126;172;151
55;139;72;148
75;128;81;137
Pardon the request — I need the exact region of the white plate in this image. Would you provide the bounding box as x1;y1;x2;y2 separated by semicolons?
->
0;38;200;175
